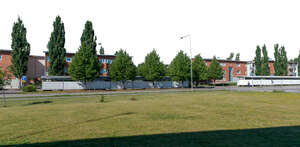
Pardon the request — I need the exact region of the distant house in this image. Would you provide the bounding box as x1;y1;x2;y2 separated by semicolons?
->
43;51;116;77
0;49;45;88
203;58;248;82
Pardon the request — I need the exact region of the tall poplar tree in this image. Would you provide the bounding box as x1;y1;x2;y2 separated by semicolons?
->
47;16;66;76
235;53;240;61
192;54;208;86
109;49;136;89
274;44;280;75
227;52;234;61
280;46;288;76
168;50;190;87
139;49;166;86
68;21;100;87
99;45;104;55
10;17;30;89
262;45;270;75
254;45;262;76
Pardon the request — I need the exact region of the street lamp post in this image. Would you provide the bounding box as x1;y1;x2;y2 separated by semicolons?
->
180;35;193;91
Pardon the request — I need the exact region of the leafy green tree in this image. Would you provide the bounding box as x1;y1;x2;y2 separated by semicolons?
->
0;68;11;90
68;21;100;87
47;16;66;76
208;56;223;83
168;50;190;87
235;53;240;61
139;49;166;86
254;45;262;75
137;63;146;76
192;54;208;86
99;45;104;55
227;52;234;61
262;45;270;75
109;49;136;89
10;17;30;89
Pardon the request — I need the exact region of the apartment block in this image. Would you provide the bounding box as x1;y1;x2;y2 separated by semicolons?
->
43;51;116;76
204;59;248;82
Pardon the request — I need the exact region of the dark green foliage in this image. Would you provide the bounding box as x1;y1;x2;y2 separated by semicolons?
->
23;84;36;92
192;54;208;86
235;53;240;61
261;45;270;75
208;56;223;82
227;52;234;61
274;44;280;75
99;45;104;55
137;63;146;76
139;49;166;85
109;49;136;89
0;68;10;90
47;16;66;76
254;45;262;75
274;44;288;76
168;50;191;86
10;17;30;89
69;21;100;86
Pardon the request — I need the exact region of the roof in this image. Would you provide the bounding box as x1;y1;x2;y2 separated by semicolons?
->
243;76;300;79
0;49;12;52
203;58;248;63
43;51;116;57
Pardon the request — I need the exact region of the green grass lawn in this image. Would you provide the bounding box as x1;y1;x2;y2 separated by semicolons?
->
1;91;300;146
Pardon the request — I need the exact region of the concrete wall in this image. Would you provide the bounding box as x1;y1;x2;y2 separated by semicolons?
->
238;79;300;86
4;79;20;89
42;80;189;90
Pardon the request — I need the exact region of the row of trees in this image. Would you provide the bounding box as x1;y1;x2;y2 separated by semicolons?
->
226;52;240;61
254;44;291;76
9;16;300;90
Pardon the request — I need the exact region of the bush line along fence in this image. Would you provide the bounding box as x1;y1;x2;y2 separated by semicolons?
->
42;80;189;91
41;76;189;90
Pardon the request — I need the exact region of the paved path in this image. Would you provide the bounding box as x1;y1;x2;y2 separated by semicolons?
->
2;86;300;101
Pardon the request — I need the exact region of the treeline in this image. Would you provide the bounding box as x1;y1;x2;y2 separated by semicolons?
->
5;16;300;89
254;44;300;76
6;16;225;89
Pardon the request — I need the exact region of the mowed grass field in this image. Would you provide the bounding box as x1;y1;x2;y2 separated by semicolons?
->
1;91;300;146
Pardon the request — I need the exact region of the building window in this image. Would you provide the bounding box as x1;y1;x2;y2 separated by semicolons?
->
99;59;112;64
236;63;240;67
223;71;226;80
100;69;107;74
64;67;68;73
237;70;241;74
66;57;72;62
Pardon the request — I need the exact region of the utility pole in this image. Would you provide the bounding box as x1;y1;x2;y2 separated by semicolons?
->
180;35;193;91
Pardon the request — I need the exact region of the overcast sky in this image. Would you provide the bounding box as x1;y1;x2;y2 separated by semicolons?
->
1;0;300;64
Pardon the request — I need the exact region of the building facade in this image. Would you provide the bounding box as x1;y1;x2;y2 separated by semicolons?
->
44;51;115;76
204;59;248;82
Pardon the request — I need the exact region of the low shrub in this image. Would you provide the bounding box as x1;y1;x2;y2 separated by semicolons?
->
23;84;36;92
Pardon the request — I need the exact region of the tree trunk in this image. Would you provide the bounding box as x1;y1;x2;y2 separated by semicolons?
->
122;81;126;89
182;81;184;88
18;78;22;89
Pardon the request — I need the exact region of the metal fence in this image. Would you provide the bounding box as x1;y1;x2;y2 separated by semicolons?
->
42;80;189;91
